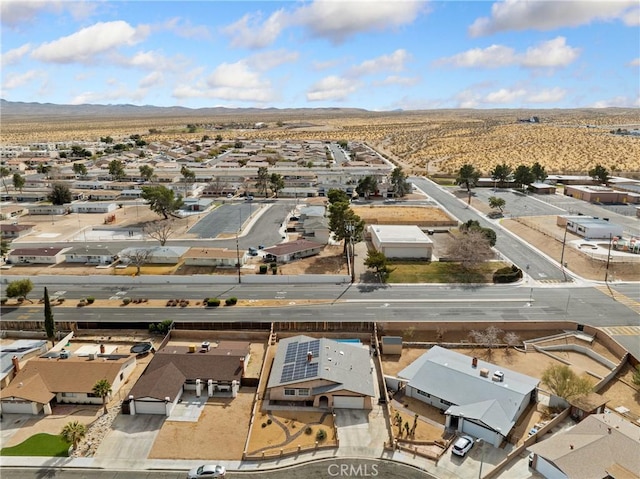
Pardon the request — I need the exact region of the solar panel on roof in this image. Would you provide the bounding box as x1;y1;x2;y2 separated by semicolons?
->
281;363;294;383
284;342;298;363
306;362;318;377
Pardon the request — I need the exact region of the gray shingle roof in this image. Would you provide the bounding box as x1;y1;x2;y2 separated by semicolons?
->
268;335;374;397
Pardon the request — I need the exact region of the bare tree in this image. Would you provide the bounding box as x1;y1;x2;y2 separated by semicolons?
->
469;325;504;358
503;332;521;355
120;248;153;276
144;220;175;246
445;229;492;270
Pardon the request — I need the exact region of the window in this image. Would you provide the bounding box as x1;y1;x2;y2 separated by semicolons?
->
284;389;296;396
61;392;76;398
297;388;309;396
87;393;97;398
416;389;430;398
441;399;452;407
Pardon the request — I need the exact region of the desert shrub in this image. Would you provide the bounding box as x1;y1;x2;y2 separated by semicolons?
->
259;264;268;274
316;429;327;442
305;426;313;435
270;262;277;269
1;297;8;305
122;297;131;305
267;418;272;425
493;265;523;283
225;297;237;306
261;422;267;428
207;298;221;307
271;266;277;274
86;297;95;304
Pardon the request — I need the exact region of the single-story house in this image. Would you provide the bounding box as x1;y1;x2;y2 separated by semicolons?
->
127;341;249;415
557;216;624;240
8;247;70;265
0;351;136;415
302;217;331;244
119;246;189;264
369;224;433;260
0;339;47;388
528;413;640;479
262;239;324;263
181;198;213;212
397;346;539;447
183;247;246;267
0;224;35;240
564;185;639;204
64;244;120;265
0;205;28;220
529;183;557;195
267;335;375;410
27;204;68;215
69;202;118;214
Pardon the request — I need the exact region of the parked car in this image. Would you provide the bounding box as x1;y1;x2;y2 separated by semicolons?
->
226;193;233;198
248;247;258;256
451;435;474;457
187;464;226;478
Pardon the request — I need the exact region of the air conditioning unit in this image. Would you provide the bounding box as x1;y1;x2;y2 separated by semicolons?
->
59;350;70;359
492;371;505;382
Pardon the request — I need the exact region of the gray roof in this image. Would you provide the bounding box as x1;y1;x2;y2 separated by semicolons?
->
268;335;374;397
528;413;640;479
65;244;120;256
299;205;325;218
447;400;513;436
0;340;46;379
398;346;538;431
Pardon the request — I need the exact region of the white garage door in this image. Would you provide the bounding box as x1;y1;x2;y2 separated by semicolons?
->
461;419;498;445
1;401;37;414
535;456;569;479
134;400;167;415
333;396;364;409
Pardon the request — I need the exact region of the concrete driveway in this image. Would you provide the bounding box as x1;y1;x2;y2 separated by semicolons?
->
335;404;387;457
93;414;165;467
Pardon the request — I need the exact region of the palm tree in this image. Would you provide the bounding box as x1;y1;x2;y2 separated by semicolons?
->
61;420;86;451
456;164;480;204
92;379;112;415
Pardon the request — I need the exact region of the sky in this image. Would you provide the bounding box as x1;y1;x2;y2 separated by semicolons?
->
1;0;639;110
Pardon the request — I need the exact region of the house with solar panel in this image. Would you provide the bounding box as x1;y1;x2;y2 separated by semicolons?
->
266;335;375;410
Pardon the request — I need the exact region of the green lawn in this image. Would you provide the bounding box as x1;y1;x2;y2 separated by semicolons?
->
386;261;507;283
1;433;70;457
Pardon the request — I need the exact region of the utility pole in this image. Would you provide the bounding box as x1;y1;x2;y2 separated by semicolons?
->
559;223;568;281
236;230;241;284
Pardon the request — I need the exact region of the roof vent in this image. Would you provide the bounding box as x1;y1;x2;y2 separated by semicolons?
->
492;371;505;382
479;368;490;378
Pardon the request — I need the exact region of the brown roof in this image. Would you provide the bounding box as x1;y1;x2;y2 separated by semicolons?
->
128;362;185;401
0;224;35;232
9;247;66;256
569;392;608;412
0;355;134;401
263;239;323;257
0;371;54;404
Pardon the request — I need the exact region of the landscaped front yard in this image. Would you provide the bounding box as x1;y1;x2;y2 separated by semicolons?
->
1;433;70;457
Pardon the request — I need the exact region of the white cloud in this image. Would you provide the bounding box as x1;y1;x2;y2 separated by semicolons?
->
2;70;40;90
223;0;425;49
436;44;516;68
222;10;288;49
622;6;640;25
470;0;637;37
70;87;146;105
208;62;265;89
436;37;579;69
453;84;568;107
485;88;527;104
527;87;567;103
521;37;580;68
139;71;164;89
312;58;345;70
111;50;186;72
591;95;640;108
31;21;148;64
157;17;212;40
628;58;640;67
1;1;98;28
347;49;410;77
307;75;361;102
247;49;299;71
1;43;31;67
374;75;420;86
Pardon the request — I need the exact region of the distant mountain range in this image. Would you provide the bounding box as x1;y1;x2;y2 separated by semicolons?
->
0;99;369;119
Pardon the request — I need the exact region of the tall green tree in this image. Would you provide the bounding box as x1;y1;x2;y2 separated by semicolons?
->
531;162;547;182
356;176;378;199
6;278;34;303
0;166;10;193
491;163;513;187
12;173;25;192
389;167;411;198
456;164;481;194
488;196;506;212
48;183;72;205
513;165;535;192
181;166;195;197
141;185;183;219
588;164;610;186
269;173;285;198
328;201;365;254
43;287;56;346
139;164;154;181
327;188;350;204
1;238;10;257
255;166;269;197
108;159;126;181
61;421;86;451
541;364;593;400
72;163;88;178
92;379;112;415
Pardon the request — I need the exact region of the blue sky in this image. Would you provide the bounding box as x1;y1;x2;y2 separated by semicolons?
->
1;0;638;110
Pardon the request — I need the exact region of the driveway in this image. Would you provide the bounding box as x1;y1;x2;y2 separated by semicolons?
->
334;404;387;457
93;414;165;467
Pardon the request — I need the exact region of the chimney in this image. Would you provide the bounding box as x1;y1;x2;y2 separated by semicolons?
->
100;344;105;354
472;357;478;368
570;444;574;450
11;356;20;373
307;351;313;362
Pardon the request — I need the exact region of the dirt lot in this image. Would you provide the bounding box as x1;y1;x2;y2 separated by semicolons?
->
352;205;454;225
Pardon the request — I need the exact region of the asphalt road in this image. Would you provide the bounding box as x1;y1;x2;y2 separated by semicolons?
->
2;283;637;328
411;177;567;282
1;459;435;479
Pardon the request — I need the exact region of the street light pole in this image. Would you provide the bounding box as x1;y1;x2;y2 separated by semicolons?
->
235;230;241;284
559;223;568;281
477;438;485;479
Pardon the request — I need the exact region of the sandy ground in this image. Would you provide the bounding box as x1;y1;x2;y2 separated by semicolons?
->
149;388;255;460
351;205;454;225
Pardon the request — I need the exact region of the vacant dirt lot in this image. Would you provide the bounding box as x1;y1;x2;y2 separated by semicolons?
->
352;205;454;226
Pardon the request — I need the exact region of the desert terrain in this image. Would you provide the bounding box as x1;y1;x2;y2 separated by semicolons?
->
2;107;638;176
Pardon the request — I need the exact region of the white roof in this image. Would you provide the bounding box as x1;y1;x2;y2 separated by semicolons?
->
369;224;432;244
